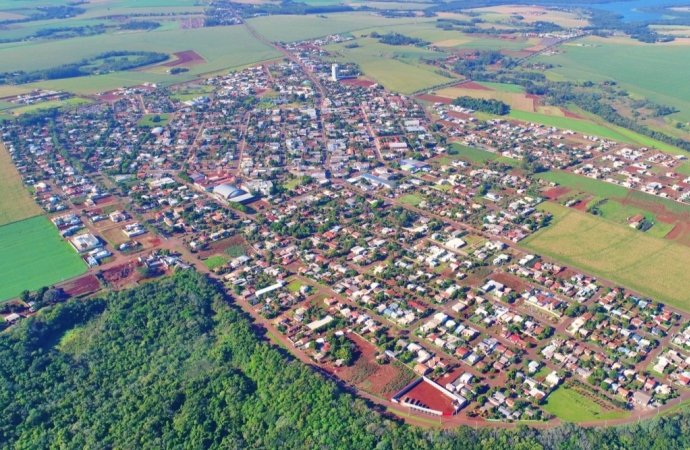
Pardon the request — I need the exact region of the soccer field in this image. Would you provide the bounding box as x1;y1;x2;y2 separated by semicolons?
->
0;217;86;301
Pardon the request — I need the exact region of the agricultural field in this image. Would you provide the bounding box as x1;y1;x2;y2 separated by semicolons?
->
508;110;634;143
542;386;629;422
467;5;589;29
326;37;453;94
246;13;430;43
522;203;690;311
435;87;535;111
0;26;281;93
537;171;630;198
535;36;690;122
0;217;86;301
0;143;43;227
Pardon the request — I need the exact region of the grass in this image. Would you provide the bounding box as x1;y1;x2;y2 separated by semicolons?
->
436;87;534;111
536;36;690;121
138;114;170;127
8;98;92;115
537;171;630;198
508;110;635;143
399;194;424;206
522;203;690;312
203;255;229;270
0;217;86;301
448;143;497;164
287;280;304;293
283;178;302;190
476;81;525;93
542;387;629;422
0;142;43;226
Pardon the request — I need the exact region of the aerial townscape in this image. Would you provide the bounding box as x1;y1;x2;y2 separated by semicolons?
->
3;0;690;448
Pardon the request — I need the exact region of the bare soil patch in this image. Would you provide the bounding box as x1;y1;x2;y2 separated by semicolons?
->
62;275;101;297
162;50;206;68
543;186;571;200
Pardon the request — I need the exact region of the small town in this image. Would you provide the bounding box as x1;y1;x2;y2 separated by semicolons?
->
3;31;690;429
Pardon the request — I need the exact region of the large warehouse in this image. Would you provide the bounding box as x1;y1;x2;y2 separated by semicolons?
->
212;183;255;204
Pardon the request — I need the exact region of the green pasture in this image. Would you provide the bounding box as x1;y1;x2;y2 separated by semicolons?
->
477;81;525;93
0;217;86;301
448;143;497;164
537;171;629;199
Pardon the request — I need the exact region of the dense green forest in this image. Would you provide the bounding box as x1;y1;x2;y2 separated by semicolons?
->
3;271;690;449
373;32;431;47
452;96;510;115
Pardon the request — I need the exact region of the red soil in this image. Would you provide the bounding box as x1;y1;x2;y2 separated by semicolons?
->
340;78;377;87
416;94;452;105
163;50;205;68
561;108;586;120
543;186;571;200
489;272;525;292
402;379;457;414
452;81;493;91
572;199;589;212
62;275;101;297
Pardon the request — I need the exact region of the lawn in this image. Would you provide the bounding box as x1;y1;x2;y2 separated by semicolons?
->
522;203;690;312
0;142;43;227
449;143;497;164
287;280;304;293
203;255;229;270
138;114;170;127
399;194;424;206
508;110;634;143
542;387;629;422
0;217;86;301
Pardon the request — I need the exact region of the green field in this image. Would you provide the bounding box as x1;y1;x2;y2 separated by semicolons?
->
203;255;229;270
8;98;92;115
399;194;424;206
448;143;498;164
326;37;453;93
536;37;690;121
138;114;170;127
0;217;86;301
537;171;629;198
247;13;432;43
522;203;690;311
0;142;43;227
477;81;525;93
287;280;304;293
508;110;634;143
0;26;280;94
543;387;630;422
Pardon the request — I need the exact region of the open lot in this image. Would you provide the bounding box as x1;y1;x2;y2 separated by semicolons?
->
542;386;629;422
509;110;634;143
522;202;690;311
0;217;86;301
0;142;43;227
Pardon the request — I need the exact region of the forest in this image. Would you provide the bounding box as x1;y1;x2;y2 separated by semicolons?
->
2;271;690;448
452;96;510;115
373;32;431;47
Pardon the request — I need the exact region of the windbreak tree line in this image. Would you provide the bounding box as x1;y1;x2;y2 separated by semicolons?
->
1;271;690;449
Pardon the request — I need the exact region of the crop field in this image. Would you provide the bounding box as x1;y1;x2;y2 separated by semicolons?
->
436;87;535;111
476;81;525;93
0;26;280;78
536;37;690;121
247;13;430;43
326;38;453;93
0;217;86;301
542;386;629;422
508;110;634;143
522;203;690;311
0;143;43;227
467;6;588;29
